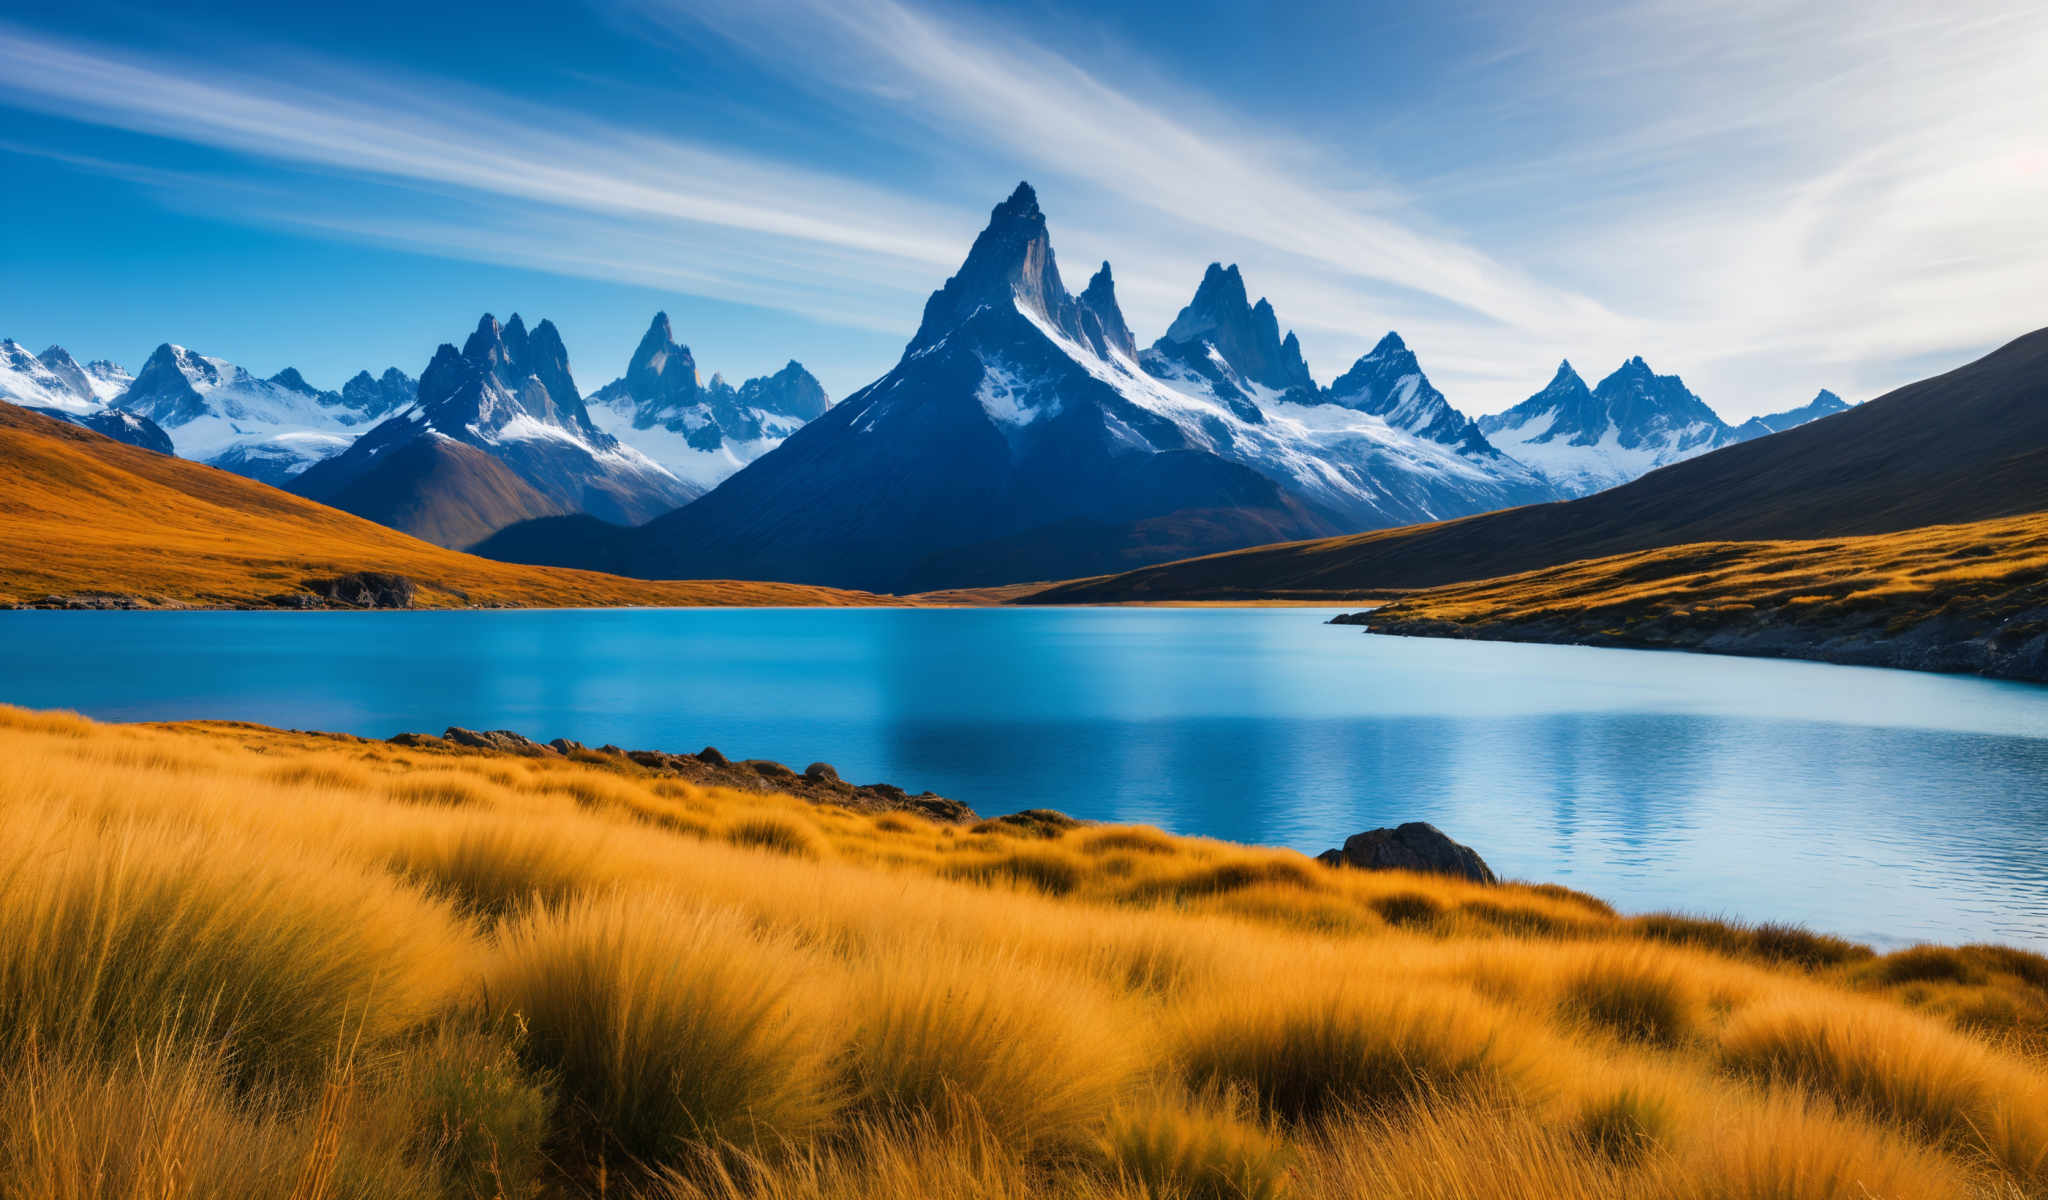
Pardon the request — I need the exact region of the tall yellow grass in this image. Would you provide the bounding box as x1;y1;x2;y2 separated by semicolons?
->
1;703;2046;1198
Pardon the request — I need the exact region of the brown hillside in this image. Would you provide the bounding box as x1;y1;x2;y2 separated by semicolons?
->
0;404;892;608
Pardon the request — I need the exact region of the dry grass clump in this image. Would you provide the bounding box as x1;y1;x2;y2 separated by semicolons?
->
382;811;611;918
847;945;1140;1153
1631;913;1872;970
4;705;2048;1199
1102;1088;1292;1200
485;893;841;1165
388;770;505;807
1675;1088;1976;1199
1556;947;1704;1048
1176;978;1520;1122
724;812;830;860
944;844;1087;895
0;813;467;1086
1719;997;2048;1183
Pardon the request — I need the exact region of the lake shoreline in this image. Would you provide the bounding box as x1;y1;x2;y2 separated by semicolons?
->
1338;609;2048;685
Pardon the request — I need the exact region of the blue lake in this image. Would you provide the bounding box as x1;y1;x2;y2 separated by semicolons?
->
3;606;2046;950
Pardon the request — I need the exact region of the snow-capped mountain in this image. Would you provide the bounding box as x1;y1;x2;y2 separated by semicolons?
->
113;344;403;483
477;183;1560;591
1480;361;1848;497
1141;263;1315;409
585;312;829;489
1734;389;1851;440
340;367;418;420
1;339;126;415
1143;279;1556;528
291;313;695;547
1;339;169;451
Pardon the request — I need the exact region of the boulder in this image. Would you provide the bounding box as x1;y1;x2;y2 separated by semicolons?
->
1316;822;1496;884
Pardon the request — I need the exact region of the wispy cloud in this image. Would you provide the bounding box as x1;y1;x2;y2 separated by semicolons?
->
1;1;2044;417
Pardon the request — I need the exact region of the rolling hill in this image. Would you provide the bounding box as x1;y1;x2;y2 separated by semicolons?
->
1030;325;2048;603
0;404;891;608
1351;512;2048;682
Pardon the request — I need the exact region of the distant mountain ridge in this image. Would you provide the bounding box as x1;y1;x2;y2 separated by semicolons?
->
290;312;697;548
1478;359;1850;496
585;312;830;489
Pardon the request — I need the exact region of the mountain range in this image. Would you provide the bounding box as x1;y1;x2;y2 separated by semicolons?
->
476;184;1843;591
3;183;1851;573
1480;360;1851;496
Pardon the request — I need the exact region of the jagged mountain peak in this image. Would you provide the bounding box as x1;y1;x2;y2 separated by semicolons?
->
1153;263;1313;394
908;180;1073;353
1077;260;1137;361
268;366;322;397
1324;332;1497;454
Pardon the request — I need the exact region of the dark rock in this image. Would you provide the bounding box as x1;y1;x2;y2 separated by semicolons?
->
697;747;729;767
804;762;839;783
442;726;556;756
302;571;417;609
1316;822;1496;884
548;738;587;755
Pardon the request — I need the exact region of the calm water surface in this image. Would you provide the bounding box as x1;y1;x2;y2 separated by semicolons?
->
3;607;2046;950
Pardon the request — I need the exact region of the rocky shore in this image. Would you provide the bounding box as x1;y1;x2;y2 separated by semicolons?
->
1336;602;2048;684
389;725;977;823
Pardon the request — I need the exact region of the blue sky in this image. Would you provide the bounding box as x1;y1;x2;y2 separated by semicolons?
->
1;0;2043;416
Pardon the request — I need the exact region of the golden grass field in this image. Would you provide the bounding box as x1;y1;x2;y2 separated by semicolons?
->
4;704;2048;1198
1361;511;2048;658
0;404;891;608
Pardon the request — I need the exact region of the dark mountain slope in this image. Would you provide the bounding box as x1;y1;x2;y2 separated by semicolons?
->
1029;326;2048;601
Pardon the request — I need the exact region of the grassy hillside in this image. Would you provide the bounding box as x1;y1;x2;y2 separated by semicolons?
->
1031;326;2048;604
4;704;2047;1198
0;404;888;608
1352;512;2048;681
